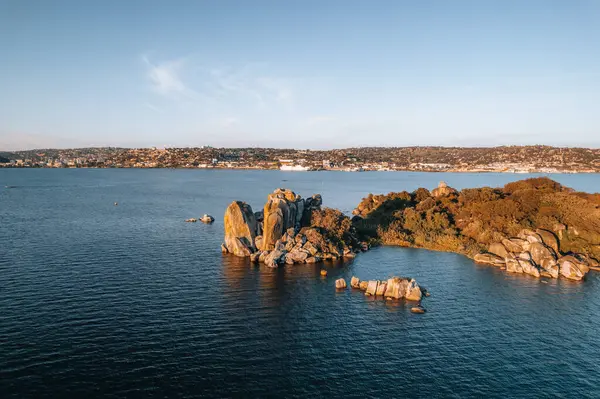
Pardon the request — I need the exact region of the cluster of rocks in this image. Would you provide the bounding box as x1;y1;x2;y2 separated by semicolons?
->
185;214;215;224
474;228;597;281
333;275;425;301
221;189;365;267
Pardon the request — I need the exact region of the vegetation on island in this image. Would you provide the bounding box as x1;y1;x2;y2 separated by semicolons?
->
353;177;600;263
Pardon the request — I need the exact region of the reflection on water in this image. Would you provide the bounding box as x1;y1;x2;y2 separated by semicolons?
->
1;169;600;398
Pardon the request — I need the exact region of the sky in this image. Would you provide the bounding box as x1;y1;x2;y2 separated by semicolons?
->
1;0;600;150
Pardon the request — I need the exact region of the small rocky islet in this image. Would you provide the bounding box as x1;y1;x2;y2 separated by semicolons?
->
221;177;600;298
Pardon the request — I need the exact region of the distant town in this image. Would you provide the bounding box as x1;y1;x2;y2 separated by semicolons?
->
1;145;599;173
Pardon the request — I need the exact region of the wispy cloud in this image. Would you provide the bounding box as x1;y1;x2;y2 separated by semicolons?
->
142;56;189;97
207;64;295;110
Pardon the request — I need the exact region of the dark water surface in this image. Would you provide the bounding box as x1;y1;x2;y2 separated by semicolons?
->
1;169;600;398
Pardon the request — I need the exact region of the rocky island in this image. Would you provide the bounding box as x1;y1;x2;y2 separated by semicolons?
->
222;177;600;283
221;188;367;267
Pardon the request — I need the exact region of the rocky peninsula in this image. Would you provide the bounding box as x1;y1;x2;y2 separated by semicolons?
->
222;177;600;283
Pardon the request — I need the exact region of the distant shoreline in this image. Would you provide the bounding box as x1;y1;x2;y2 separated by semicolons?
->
1;165;597;174
2;145;599;173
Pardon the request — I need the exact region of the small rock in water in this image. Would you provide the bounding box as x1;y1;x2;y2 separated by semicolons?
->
411;306;426;314
200;214;215;224
320;269;327;277
185;218;197;223
335;278;346;289
114;202;118;206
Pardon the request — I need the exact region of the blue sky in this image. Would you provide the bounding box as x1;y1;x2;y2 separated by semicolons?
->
1;0;599;150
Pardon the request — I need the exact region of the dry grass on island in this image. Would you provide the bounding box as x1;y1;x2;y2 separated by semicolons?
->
354;177;600;280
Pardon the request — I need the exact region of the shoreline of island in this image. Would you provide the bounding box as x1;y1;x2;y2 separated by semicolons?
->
221;178;600;285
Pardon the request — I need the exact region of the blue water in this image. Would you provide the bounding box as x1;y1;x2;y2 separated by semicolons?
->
1;169;600;398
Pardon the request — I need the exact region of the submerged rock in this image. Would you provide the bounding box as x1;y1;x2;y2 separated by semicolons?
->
411;306;426;314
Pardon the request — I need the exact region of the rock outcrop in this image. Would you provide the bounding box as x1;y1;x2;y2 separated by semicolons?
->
431;181;458;198
350;276;423;302
476;228;594;280
222;189;363;267
222;201;257;257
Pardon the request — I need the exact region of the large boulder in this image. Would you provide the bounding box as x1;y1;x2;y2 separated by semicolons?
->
518;259;540;277
260;189;317;251
502;238;525;253
488;242;509;258
261;198;290;251
264;249;286;268
536;229;560;254
505;258;523;273
350;276;361;288
529;242;558;278
558;255;588;281
224;201;257;256
405;279;422;301
384;277;409;299
365;280;379;296
518;229;543;244
286;248;309;263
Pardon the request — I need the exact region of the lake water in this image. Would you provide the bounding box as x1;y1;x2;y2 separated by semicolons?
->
1;169;600;398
